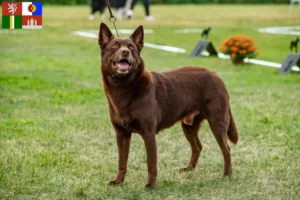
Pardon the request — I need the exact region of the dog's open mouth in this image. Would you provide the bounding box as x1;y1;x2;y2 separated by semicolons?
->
113;59;132;74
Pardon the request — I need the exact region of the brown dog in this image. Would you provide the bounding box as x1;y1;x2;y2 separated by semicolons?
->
98;23;238;188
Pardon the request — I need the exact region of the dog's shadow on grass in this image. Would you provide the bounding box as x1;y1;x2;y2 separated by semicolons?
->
158;176;235;191
102;165;257;199
156;169;248;195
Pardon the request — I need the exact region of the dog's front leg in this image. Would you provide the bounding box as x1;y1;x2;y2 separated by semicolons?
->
141;133;157;189
108;124;132;186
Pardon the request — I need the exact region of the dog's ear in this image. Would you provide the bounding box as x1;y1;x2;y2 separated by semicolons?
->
130;25;144;51
99;23;113;48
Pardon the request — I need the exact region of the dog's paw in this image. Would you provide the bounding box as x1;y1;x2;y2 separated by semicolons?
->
144;183;156;189
179;166;194;173
108;180;123;186
223;171;232;177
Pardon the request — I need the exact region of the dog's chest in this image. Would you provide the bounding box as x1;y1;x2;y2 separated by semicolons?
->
111;111;141;132
107;96;142;132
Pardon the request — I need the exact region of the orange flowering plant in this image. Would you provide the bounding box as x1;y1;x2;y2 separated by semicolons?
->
219;35;258;65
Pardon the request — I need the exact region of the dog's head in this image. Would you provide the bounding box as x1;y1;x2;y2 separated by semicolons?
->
98;23;144;77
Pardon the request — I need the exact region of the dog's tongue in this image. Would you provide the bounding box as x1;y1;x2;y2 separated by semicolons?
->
118;61;130;69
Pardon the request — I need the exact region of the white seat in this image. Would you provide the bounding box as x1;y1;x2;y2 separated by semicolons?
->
291;0;300;7
290;0;300;15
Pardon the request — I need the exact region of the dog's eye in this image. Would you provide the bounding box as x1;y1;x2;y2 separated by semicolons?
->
128;45;135;51
111;44;118;49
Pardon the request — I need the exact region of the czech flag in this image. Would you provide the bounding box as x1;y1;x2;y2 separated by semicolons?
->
22;2;42;16
2;2;22;15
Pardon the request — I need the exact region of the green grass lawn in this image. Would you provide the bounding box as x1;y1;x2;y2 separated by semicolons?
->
1;4;300;199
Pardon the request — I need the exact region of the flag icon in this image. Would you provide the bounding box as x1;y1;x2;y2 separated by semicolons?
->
2;2;22;16
22;2;42;16
22;16;42;29
2;2;42;29
2;16;22;29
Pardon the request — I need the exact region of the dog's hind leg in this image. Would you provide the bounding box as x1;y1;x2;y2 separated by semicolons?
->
207;107;232;176
180;113;204;172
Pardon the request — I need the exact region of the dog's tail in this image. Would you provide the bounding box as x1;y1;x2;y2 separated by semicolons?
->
227;108;239;144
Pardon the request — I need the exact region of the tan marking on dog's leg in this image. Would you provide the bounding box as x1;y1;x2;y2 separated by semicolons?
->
182;110;200;126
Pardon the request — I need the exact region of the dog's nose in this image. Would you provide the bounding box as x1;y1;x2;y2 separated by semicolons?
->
122;49;130;56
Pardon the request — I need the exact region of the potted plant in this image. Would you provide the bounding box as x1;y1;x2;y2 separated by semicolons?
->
219;35;258;65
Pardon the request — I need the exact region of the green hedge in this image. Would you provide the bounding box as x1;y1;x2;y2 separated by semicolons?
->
1;0;87;5
152;0;290;4
2;0;291;5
